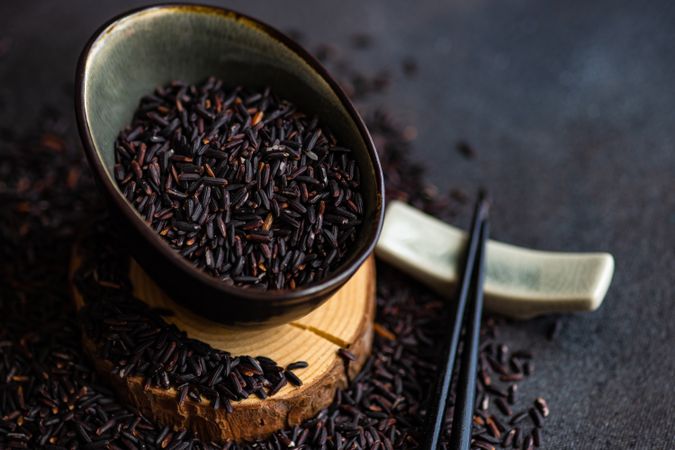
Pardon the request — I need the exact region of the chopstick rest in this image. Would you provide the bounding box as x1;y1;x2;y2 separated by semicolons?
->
376;200;615;318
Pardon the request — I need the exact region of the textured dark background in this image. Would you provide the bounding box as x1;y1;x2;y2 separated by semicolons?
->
1;1;674;448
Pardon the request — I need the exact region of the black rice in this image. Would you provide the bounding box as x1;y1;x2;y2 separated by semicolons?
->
114;79;364;290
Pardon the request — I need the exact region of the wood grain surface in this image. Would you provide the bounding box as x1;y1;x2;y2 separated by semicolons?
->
70;251;376;442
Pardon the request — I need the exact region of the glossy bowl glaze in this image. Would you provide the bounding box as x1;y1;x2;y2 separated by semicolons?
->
76;4;384;327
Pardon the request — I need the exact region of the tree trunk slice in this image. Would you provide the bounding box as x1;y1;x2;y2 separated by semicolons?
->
69;248;376;443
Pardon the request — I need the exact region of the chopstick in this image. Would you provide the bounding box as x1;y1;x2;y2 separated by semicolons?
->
447;199;489;449
421;192;490;450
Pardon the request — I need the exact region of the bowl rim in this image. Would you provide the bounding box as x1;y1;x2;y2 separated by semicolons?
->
75;2;385;304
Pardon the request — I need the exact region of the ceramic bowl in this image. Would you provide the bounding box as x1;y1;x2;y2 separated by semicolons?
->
76;4;384;327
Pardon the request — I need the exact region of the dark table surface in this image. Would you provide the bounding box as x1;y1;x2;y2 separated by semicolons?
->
1;1;673;448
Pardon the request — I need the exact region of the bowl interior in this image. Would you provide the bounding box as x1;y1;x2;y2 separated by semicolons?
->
79;5;382;297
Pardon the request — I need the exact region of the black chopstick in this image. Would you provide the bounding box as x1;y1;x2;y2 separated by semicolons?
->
421;192;490;450
447;199;489;449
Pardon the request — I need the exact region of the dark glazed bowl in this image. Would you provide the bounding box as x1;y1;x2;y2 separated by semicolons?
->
76;4;384;328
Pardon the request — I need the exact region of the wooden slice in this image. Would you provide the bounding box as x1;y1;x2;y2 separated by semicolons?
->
70;249;375;443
